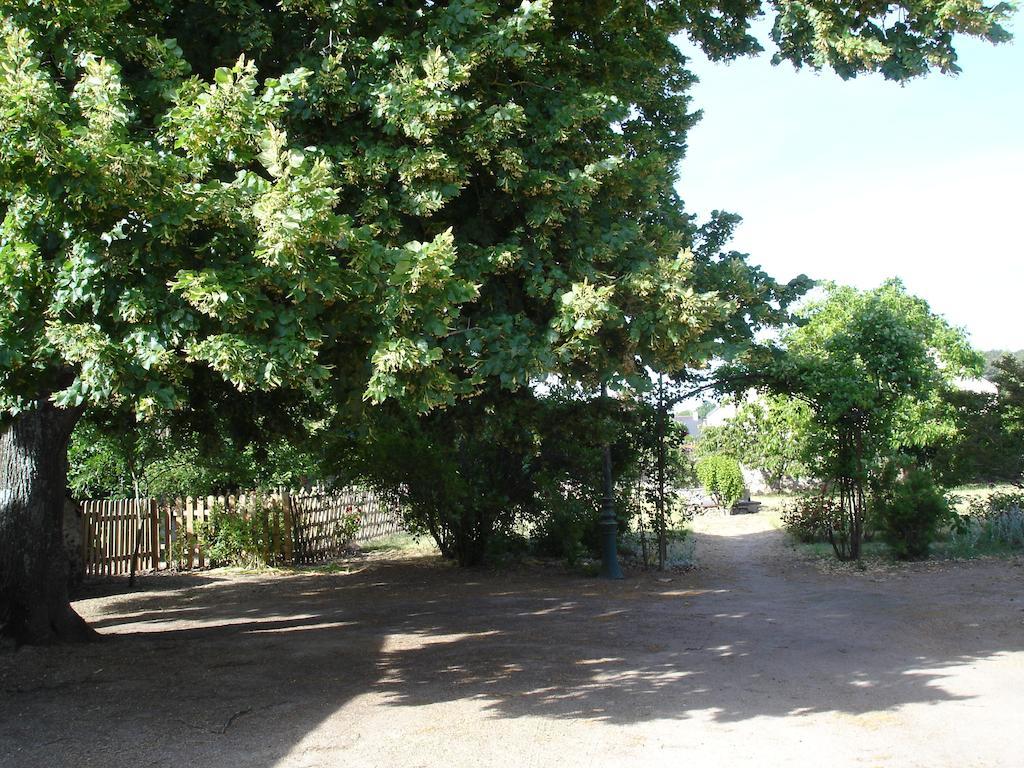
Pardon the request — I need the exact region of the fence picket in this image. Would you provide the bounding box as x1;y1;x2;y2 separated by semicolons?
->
282;490;294;565
120;499;128;574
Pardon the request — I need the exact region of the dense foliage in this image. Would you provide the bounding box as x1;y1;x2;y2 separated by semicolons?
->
342;389;541;566
68;412;324;499
344;386;660;566
929;388;1024;486
0;0;830;423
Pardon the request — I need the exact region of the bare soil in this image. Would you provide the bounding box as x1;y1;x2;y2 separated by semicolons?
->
2;513;1023;768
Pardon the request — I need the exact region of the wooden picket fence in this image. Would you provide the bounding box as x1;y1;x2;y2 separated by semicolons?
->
80;487;404;578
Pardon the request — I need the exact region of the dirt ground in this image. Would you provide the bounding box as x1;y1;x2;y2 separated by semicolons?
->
2;513;1023;768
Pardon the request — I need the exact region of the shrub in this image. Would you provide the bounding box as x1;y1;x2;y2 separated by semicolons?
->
349;393;542;567
484;530;531;566
875;470;951;560
198;497;284;568
347;387;651;567
950;491;1024;554
781;494;845;543
529;480;631;566
695;454;745;509
529;504;591;565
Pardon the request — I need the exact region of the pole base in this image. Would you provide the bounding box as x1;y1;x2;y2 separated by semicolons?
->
600;521;624;579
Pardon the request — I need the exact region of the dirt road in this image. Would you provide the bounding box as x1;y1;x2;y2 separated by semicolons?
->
2;514;1022;767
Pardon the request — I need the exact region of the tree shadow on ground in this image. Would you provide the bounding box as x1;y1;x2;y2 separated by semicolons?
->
1;529;1022;768
71;572;224;600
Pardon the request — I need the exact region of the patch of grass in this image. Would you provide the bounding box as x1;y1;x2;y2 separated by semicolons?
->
283;534;439;574
753;495;798;507
948;483;1020;514
212;565;284;575
932;536;1022;560
800;540;887;561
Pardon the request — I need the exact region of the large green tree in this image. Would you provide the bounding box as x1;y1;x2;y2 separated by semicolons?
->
1;1;1012;642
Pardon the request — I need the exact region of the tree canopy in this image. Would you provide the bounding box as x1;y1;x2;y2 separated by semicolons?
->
2;0;1011;422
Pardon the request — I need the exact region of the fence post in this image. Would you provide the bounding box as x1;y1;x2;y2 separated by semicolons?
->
270;494;281;566
80;502;90;577
148;498;159;571
185;497;195;569
282;487;294;565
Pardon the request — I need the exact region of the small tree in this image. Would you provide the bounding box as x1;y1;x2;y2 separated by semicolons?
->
342;390;541;567
722;280;980;560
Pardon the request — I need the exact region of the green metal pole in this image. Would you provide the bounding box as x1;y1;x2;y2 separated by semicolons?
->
600;382;624;580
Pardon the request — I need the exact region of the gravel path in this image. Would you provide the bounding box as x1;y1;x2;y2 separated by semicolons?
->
2;514;1022;767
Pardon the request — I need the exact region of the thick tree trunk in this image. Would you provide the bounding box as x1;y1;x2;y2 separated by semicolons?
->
0;399;95;644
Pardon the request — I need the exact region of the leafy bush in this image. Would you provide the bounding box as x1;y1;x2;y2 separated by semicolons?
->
695;454;745;509
484;530;531;566
781;494;845;543
198;497;284;568
528;390;643;564
528;498;632;566
529;504;591;566
874;470;951;560
346;386;664;567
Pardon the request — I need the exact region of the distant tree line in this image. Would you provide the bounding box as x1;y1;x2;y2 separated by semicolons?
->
982;350;1024;379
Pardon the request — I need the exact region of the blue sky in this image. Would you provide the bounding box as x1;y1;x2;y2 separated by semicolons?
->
674;16;1022;351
